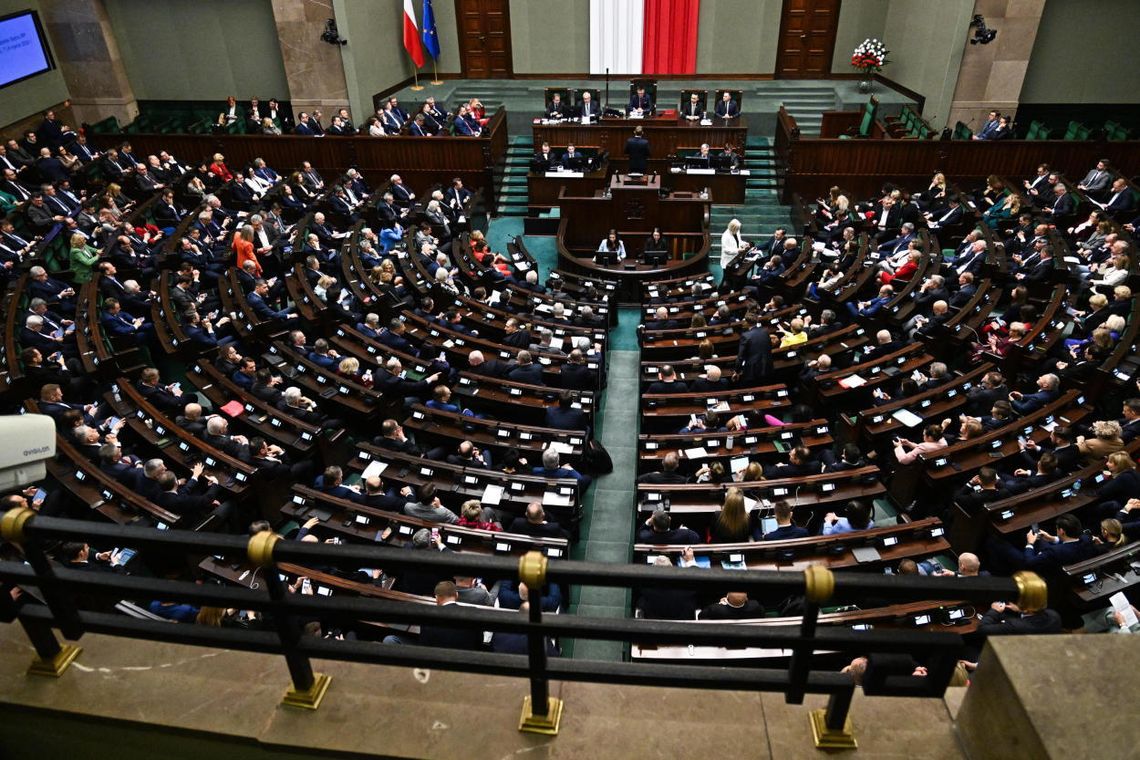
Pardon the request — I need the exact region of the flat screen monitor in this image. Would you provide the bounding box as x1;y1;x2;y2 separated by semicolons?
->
0;12;54;89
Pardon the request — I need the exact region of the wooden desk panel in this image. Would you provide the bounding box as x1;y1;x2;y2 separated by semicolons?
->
532;116;748;160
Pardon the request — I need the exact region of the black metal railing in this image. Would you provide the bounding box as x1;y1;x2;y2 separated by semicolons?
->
0;510;1046;744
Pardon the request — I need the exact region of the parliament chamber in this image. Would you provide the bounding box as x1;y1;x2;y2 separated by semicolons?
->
1;0;1139;758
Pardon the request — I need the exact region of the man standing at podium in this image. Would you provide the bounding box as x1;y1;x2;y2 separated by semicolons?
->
715;91;739;118
625;127;649;174
628;85;653;117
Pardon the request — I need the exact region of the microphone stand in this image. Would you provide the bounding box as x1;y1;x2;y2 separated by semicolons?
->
604;67;610;116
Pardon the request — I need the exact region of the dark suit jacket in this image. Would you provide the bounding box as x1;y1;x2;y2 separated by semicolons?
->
735;326;771;383
624;136;650;173
417;602;485;649
545;405;588;431
977;608;1062;636
559;363;594;390
506;518;569;540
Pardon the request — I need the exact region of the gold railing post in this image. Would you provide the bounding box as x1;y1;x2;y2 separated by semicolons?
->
517;551;562;735
2;507;83;676
248;532;331;709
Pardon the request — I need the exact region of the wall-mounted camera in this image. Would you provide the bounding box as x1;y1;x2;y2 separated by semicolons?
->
321;18;347;46
969;14;997;45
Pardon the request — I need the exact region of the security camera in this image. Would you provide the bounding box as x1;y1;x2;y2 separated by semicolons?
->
0;415;56;491
321;18;347;46
969;14;997;45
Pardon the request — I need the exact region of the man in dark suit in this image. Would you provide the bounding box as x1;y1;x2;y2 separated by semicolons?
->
1009;373;1060;415
926;196;964;230
624;126;650;174
507;503;570;540
638;555;697;619
627;85;653;115
682;92;705;120
154;467;224;523
545;93;568;119
1043;183;1074;218
575;92;597;121
415;582;486;650
560;144;585;171
506;351;544;384
637;453;689;485
559;350;593;390
466;349;512;379
640;510;700;543
992;514;1097;574
531;141;558;172
714;91;739;118
136;367;187;414
701;592;763;620
734;317;771;385
975;602;1062;638
1102;178;1135;217
545;391;589;433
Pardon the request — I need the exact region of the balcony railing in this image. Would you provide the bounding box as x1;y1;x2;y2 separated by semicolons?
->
0;509;1046;748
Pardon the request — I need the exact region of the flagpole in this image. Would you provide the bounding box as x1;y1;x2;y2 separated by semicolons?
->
411;67;424;91
431;60;442;86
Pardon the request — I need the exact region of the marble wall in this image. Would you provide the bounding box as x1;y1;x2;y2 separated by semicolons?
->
27;0;131;129
946;0;1046;131
270;0;350;120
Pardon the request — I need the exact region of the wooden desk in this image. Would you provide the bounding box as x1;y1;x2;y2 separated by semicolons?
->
532;115;748;163
527;166;609;208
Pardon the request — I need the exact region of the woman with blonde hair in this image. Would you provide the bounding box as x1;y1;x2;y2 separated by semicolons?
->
709;487;751;543
720;218;750;269
1079;421;1126;464
69;232;100;284
209;153;232;182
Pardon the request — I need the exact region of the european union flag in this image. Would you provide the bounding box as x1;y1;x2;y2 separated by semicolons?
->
422;0;440;60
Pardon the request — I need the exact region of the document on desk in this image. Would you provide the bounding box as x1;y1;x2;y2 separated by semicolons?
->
361;460;388;479
852;546;881;564
481;484;504;505
543;491;572;507
711;401;731;413
1111;592;1138;627
684;446;710;460
730;456;751;474
686;168;716;175
839;374;867;389
892;408;924;428
548;441;573;455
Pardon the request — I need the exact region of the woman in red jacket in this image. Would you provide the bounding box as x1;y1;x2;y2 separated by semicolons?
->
881;250;920;284
209;152;233;182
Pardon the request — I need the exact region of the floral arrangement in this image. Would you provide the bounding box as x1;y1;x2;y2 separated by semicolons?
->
851;38;889;74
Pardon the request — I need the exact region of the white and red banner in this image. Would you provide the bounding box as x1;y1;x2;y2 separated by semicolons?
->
589;0;700;75
403;0;425;67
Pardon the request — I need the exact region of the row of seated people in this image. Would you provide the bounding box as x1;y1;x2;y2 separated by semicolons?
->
0;135;620;646
627;189;1140;652
212;95;491;138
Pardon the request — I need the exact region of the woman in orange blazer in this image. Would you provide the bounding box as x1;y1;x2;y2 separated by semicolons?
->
233;225;261;277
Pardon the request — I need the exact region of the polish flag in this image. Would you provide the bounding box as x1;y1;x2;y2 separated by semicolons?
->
403;0;424;67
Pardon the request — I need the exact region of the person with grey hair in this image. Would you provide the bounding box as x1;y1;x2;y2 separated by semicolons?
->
203;415;252;461
1010;373;1061;415
531;445;591;489
529;328;565;357
519;268;546;294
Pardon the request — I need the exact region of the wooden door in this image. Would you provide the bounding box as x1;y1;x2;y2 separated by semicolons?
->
775;0;840;79
456;0;513;78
